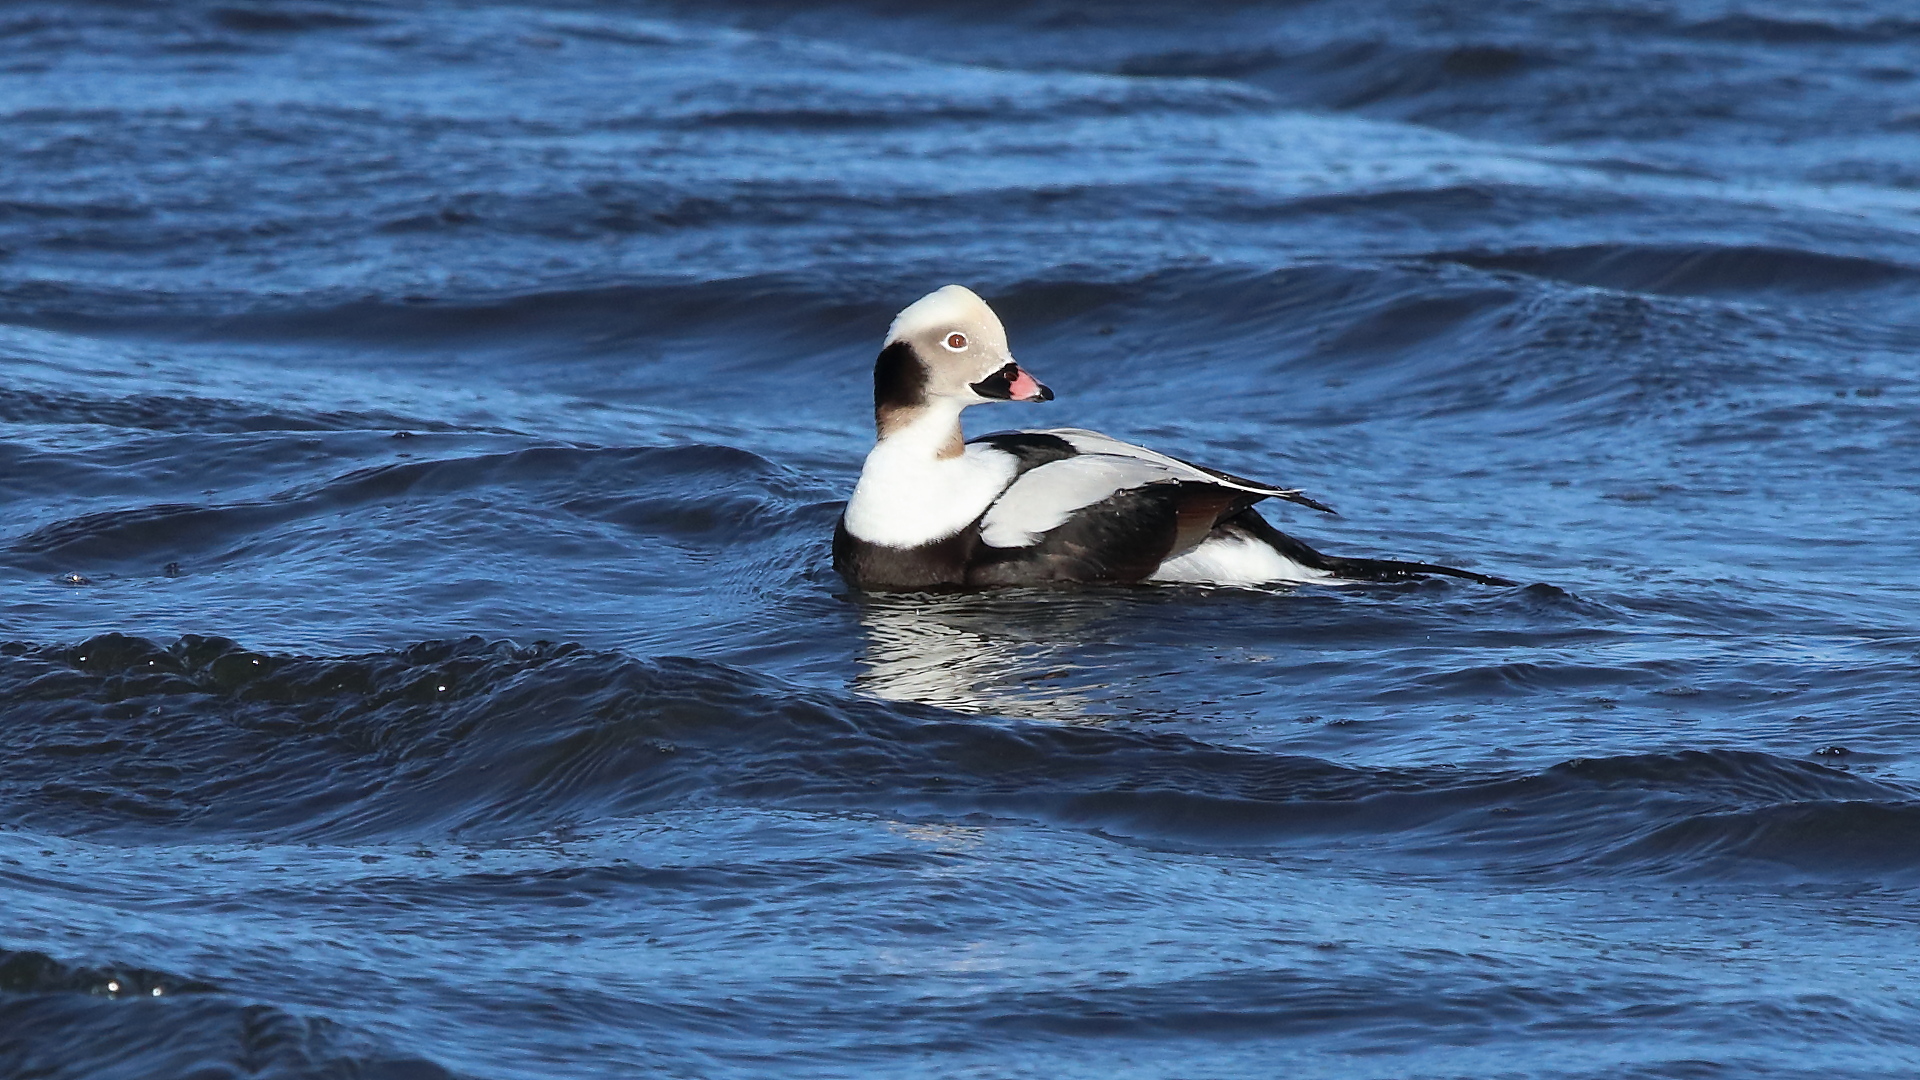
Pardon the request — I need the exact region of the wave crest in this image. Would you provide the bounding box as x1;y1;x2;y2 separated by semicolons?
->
3;636;1913;882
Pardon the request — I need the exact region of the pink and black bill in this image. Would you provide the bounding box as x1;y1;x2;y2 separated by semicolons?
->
971;362;1052;402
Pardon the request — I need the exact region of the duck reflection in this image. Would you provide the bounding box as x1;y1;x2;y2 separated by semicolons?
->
850;589;1144;720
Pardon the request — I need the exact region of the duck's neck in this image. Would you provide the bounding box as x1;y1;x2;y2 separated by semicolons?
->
875;399;966;460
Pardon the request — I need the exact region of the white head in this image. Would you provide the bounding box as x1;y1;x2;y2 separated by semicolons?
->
871;285;1051;437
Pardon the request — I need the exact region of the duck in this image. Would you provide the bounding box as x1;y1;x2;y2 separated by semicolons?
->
833;285;1510;591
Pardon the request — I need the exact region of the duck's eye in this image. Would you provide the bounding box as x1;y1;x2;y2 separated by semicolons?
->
943;332;968;351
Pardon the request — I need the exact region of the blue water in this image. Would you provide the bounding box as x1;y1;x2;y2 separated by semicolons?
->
4;2;1920;1076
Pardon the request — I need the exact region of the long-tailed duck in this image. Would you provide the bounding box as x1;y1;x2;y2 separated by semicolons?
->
833;285;1509;591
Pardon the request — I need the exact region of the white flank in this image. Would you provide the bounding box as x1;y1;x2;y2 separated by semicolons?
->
1149;532;1337;586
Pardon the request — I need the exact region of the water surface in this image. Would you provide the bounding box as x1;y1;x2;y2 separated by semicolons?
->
4;2;1920;1076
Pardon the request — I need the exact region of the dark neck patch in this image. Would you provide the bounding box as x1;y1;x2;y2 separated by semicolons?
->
873;340;927;425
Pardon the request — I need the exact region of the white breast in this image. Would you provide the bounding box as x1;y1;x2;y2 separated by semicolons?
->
843;440;1018;548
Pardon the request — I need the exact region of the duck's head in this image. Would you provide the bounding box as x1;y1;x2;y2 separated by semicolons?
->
872;285;1051;434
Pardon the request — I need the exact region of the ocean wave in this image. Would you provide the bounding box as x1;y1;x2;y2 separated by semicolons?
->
205;5;383;35
0;274;885;349
1435;244;1920;298
2;256;1881;479
1677;12;1920;46
1;444;806;575
0;949;451;1080
0;385;456;435
0;949;216;999
2;635;1910;882
1117;40;1548;110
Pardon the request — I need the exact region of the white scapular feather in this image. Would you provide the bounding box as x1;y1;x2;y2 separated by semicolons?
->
978;454;1185;548
1043;428;1302;498
976;429;1308;549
